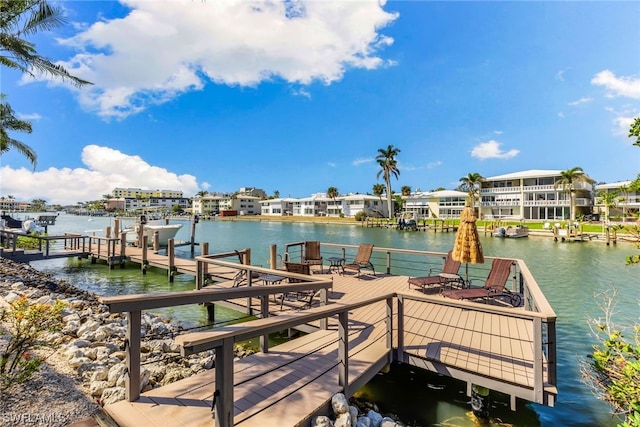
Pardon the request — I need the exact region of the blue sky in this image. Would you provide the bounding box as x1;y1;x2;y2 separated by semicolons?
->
1;0;639;205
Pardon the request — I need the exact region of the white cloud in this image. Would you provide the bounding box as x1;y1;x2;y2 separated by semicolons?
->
327;162;336;168
427;161;442;169
591;70;640;99
352;157;374;166
555;68;570;81
470;140;519;160
558;112;565;119
16;112;42;121
0;145;200;205
292;88;312;99
37;0;398;119
613;115;636;138
568;97;593;106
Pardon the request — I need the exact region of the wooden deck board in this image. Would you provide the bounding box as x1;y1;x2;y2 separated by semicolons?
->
103;255;551;426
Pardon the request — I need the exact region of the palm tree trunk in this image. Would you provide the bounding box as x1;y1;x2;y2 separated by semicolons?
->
386;179;393;219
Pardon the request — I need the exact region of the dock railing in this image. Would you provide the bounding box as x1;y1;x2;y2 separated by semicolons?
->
101;289;393;427
0;229;89;259
99;243;556;424
396;291;557;408
100;270;334;399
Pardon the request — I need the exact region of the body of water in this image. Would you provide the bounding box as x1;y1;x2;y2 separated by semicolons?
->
26;214;640;426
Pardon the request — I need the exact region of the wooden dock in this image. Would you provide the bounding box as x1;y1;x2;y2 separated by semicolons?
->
1;233;556;425
99;244;556;427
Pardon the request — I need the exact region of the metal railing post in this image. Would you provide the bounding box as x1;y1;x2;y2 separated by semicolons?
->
338;310;349;396
214;339;234;427
126;310;141;402
396;295;404;360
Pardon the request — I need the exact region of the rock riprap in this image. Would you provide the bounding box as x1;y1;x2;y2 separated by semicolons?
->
0;258;254;407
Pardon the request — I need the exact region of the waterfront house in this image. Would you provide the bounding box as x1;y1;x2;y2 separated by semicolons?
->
292;193;330;216
594;180;640;221
479;170;595;220
339;194;388;218
404;190;468;219
259;198;295;216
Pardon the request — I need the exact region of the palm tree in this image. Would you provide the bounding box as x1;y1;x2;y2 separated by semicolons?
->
376;145;401;218
327;186;338;200
597;190;618;223
1;1;91;165
617;184;629;219
554;167;588;221
0;94;36;168
458;173;484;210
401;186;412;196
372;183;385;218
0;0;91;86
372;183;385;201
272;190;280;199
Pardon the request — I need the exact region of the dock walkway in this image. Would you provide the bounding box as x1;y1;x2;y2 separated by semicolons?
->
101;251;556;426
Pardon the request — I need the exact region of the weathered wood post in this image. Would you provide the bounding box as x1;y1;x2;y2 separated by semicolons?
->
190;215;198;258
270;244;277;269
168;239;175;282
153;231;159;252
201;242;209;287
141;236;148;274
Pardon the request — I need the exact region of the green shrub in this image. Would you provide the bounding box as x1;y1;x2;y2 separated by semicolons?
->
0;296;65;391
586;289;640;426
354;212;367;222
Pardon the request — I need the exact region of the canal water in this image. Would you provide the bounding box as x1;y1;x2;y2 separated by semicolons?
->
27;214;640;426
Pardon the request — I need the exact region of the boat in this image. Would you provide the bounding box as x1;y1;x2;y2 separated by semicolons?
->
0;213;47;234
493;225;529;238
123;218;183;246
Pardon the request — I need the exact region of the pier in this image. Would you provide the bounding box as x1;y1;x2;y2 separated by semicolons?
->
95;243;556;426
1;229;557;426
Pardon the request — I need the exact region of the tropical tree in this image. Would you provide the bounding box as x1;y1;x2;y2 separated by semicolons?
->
629;117;640;147
372;183;385;218
372;183;384;200
0;0;90;86
376;145;401;219
1;0;90;165
401;185;412;196
196;190;209;198
554;167;589;221
0;94;35;168
272;190;280;199
458;173;484;210
393;194;405;215
30;198;46;211
617;184;630;219
327;186;338;200
596;190;618;223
